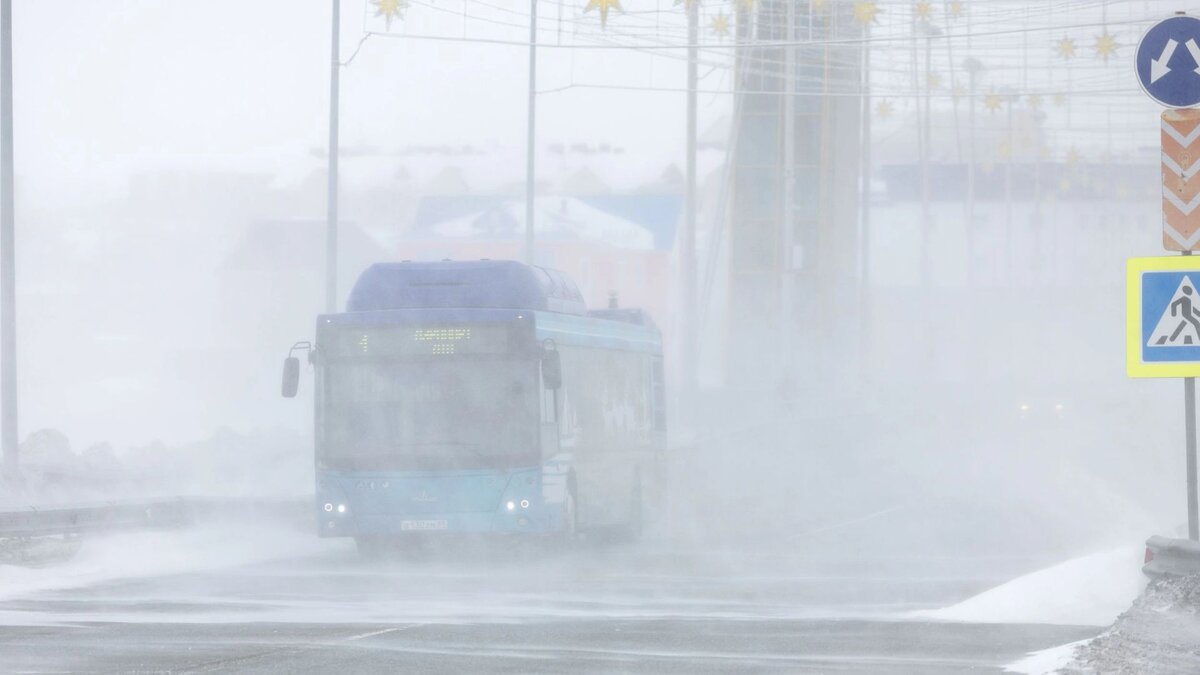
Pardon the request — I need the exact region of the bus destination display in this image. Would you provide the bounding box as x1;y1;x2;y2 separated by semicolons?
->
330;324;510;357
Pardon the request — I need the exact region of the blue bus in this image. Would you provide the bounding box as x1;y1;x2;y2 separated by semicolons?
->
282;260;666;554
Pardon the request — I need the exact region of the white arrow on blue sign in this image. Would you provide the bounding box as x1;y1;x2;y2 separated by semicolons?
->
1137;15;1200;108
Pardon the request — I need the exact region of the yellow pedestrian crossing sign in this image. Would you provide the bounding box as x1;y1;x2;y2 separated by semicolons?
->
1128;256;1200;377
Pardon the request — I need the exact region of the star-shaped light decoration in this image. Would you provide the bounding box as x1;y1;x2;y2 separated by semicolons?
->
983;92;1003;113
812;0;830;10
951;83;966;100
1066;148;1081;165
586;0;623;28
914;1;932;20
875;100;894;119
1117;185;1131;200
1056;36;1076;59
710;11;730;38
927;72;942;90
371;0;408;29
1052;92;1067;107
1059;177;1072;193
997;141;1011;159
948;0;963;18
1094;32;1118;61
674;0;700;10
1027;93;1043;110
737;0;754;11
852;1;880;25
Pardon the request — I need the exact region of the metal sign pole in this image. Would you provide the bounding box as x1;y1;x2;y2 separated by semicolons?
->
1187;248;1199;541
1188;374;1198;540
1185;249;1199;540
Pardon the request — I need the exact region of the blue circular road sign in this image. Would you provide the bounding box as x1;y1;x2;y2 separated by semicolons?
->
1137;15;1200;108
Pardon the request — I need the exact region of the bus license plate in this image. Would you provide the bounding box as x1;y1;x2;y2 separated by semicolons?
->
400;519;448;531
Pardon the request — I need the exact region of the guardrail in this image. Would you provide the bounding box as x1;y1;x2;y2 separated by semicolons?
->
0;499;192;539
1143;535;1200;577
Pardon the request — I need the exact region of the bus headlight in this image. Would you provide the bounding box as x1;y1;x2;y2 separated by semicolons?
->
324;503;333;512
506;501;515;511
520;499;529;509
337;504;347;514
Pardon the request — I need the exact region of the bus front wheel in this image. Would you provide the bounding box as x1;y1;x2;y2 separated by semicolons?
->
617;475;643;542
355;536;387;560
563;490;577;538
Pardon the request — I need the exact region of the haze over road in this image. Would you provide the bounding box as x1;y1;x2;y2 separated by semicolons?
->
0;526;1097;674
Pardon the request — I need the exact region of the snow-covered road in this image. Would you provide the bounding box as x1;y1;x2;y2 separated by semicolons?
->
0;522;1111;673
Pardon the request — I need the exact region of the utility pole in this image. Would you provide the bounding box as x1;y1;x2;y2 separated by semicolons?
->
780;0;795;367
1;0;16;482
682;0;698;415
919;23;934;288
964;56;980;289
859;9;871;370
325;0;340;314
524;0;538;265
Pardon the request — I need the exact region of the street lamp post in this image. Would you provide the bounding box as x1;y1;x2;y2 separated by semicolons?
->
524;0;538;265
1;0;17;481
326;0;340;314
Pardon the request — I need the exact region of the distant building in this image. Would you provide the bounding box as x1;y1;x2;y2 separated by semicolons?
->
396;194;681;345
221;218;389;341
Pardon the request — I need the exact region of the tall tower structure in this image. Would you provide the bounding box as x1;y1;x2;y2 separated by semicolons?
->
723;0;863;389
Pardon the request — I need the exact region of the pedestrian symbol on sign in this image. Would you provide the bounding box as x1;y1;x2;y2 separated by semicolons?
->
1148;276;1200;346
1128;259;1200;376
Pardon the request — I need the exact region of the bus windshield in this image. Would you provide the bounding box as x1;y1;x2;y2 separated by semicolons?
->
320;358;539;471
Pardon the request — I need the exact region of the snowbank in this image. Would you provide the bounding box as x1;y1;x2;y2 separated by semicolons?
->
1004;639;1090;675
914;547;1146;626
1058;574;1200;674
0;518;341;605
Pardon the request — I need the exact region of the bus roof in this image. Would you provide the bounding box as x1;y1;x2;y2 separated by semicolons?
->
346;260;587;315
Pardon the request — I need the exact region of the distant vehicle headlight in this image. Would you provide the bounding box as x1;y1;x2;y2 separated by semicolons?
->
337;504;346;514
520;499;530;509
323;503;334;512
506;501;515;511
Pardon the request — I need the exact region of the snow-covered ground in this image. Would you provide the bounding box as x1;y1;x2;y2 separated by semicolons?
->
914;547;1147;627
1005;639;1092;675
1057;574;1200;675
940;553;1200;674
0;517;337;605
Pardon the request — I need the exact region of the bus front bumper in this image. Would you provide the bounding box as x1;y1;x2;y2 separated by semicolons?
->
317;507;567;538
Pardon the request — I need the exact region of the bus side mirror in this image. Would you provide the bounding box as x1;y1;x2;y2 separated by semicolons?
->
542;350;562;390
282;357;300;398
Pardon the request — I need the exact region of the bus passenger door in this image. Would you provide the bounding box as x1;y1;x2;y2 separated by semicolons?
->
539;375;561;460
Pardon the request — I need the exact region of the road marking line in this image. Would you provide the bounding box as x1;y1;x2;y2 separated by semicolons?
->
344;624;422;642
786;506;905;540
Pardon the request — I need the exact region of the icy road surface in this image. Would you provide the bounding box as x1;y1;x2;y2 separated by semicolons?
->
0;524;1101;674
